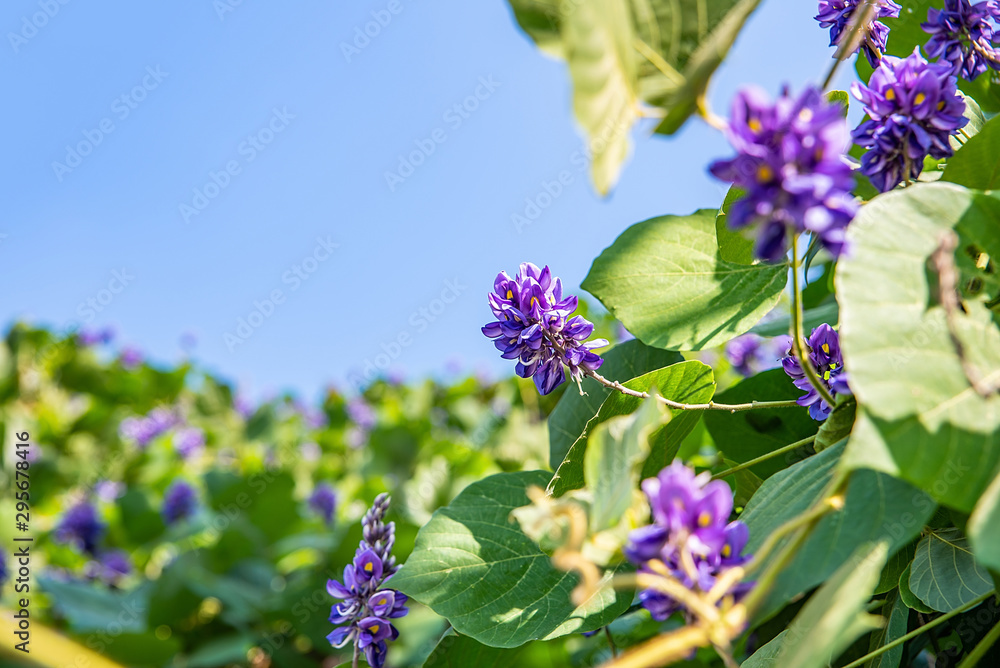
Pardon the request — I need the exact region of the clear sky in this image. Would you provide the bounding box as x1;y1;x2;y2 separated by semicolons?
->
2;0;859;400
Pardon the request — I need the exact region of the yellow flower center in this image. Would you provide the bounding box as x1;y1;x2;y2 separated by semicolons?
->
370;624;380;633
938;100;946;110
698;511;712;528
757;165;774;182
748;118;762;132
722;544;732;558
915;93;926;105
364;562;373;572
822;343;830;354
885;88;896;101
824;370;831;380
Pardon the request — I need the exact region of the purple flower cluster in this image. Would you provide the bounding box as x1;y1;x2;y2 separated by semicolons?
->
852;47;969;191
625;463;753;621
0;549;8;586
781;324;850;421
309;483;337;525
327;494;407;668
724;334;789;377
118;346;143;369
482;263;608;395
173;427;205;459
923;0;1000;80
55;502;106;556
119;407;180;448
346;398;377;448
86;550;132;586
77;326;115;347
162;480;198;525
816;0;901;67
709;86;858;261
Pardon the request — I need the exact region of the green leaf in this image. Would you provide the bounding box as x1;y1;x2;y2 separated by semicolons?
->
826;89;849;116
549;360;715;496
741;443;935;621
562;0;639;194
898;563;934;614
585;396;665;532
703;369;815;479
875;541;916;596
943;115;1000;189
101;633;181;668
749;301;839;338
393;471;629;647
185;635;255;668
548;339;682;468
970;469;1000;573
908;527;994;612
742;630;787;667
865;591;909;668
717;187;753;265
421;630;526;668
774;541;887;668
839;183;1000;511
39;577;149;634
815;396;856;452
583;210;787;351
643;0;764;135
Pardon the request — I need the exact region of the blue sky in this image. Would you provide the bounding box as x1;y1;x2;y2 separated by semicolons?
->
2;0;859;400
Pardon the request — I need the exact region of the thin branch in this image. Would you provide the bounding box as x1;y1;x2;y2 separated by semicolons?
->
822;0;879;90
841;591;995;668
789;234;837;407
932;230;1000;397
712;435;816;480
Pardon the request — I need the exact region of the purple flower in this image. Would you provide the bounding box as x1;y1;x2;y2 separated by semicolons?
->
0;549;8;586
482;263;608;395
77;326;115;347
55;502;106;555
624;462;752;621
309;483;337;525
162;480;198;525
326;494;408;668
119;407;179;448
173;428;205;459
852;47;969;191
781;324;850;421
94;480;124;503
234;394;255;419
346;398;377;431
923;0;1000;80
88;550;132;586
816;0;902;67
709;86;858;261
724;334;786;377
118;346;143;369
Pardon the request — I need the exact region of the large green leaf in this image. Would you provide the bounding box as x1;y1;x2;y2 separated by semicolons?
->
562;0;639;195
548;339;682;468
583;210;787;351
742;631;787;667
703;369;816;479
549;360;715;496
943;115;1000;189
741;443;935;621
839;183;1000;511
898;562;934;613
421;630;525;668
774;542;887;668
865;591;909;668
39;577;150;634
908;527;994;613
392;471;629;647
970;469;1000;572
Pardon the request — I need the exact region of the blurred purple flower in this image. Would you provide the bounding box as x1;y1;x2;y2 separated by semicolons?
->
55;502;106;556
300;441;321;462
309;483;337;525
88;550;132;586
94;480;124;503
162;480;198;525
119;407;180;448
709;85;858;261
173;427;205;459
119;346;143;369
724;334;786;377
346;398;377;431
77;326;116;347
